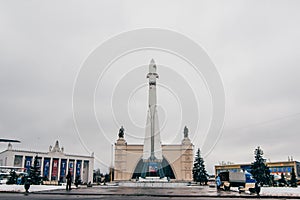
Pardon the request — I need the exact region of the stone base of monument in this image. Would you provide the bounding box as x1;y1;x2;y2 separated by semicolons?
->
117;177;190;187
138;177;168;182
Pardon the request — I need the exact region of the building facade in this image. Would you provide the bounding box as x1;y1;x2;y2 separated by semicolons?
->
0;141;94;183
215;161;300;180
114;132;194;181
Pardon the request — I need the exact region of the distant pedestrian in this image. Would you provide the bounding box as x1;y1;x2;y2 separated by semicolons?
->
216;175;221;190
255;182;261;196
66;171;72;191
17;177;22;185
87;181;92;187
24;177;31;193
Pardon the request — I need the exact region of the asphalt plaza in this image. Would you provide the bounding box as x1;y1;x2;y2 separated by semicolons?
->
2;185;300;200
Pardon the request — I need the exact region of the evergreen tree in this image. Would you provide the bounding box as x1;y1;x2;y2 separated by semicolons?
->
104;173;110;183
270;175;276;187
278;173;287;187
251;146;271;186
29;155;41;185
93;169;101;184
74;175;81;187
192;148;208;185
6;170;17;184
290;167;297;187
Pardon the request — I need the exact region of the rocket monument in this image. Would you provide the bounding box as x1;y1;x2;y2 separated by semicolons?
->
141;59;165;179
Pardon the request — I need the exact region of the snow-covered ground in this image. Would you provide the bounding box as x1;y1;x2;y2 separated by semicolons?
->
261;187;300;196
0;184;65;192
231;186;300;196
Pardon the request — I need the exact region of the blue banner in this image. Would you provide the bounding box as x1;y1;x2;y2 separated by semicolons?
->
24;156;32;172
43;158;51;179
76;160;82;176
60;159;67;178
68;160;74;176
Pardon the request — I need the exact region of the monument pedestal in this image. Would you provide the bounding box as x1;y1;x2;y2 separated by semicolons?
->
117;179;189;187
138;177;168;182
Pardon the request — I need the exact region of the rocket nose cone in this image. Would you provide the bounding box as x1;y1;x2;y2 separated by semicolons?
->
149;59;156;72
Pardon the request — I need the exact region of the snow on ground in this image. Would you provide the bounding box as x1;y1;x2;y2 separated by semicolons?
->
261;187;300;196
231;186;300;196
0;184;65;192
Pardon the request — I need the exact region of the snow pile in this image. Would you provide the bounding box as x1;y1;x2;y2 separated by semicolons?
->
0;184;65;192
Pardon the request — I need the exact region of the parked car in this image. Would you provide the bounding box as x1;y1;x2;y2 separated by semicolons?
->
218;171;257;193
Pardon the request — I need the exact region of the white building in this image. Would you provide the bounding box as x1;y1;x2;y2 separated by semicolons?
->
0;141;94;183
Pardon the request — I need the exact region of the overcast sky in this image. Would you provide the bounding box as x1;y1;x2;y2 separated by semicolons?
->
1;0;300;174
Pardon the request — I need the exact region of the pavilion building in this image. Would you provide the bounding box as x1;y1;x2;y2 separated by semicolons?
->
0;140;94;183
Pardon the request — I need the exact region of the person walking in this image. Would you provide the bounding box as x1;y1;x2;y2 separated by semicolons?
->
216;175;221;191
255;182;261;196
66;171;72;191
24;177;31;193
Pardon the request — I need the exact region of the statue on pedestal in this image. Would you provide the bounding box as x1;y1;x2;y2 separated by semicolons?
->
118;126;125;138
184;126;189;138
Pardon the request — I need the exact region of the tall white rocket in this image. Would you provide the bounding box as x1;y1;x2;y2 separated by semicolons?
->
142;59;163;162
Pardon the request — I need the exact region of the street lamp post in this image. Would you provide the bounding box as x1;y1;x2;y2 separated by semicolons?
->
110;144;113;182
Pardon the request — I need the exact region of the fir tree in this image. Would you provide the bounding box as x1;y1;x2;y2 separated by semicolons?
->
192;148;208;185
278;173;287;186
93;168;101;184
29;155;41;185
75;175;81;187
251;146;271;186
6;170;17;184
270;174;276;187
290;167;297;187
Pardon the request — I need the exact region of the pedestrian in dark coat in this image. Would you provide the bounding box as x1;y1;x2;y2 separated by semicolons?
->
24;177;31;193
66;171;72;191
255;182;261;196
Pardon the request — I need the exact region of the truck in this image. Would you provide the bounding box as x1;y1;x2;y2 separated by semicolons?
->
218;171;257;193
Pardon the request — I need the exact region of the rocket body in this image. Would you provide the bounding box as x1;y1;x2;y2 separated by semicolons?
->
143;59;163;162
